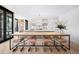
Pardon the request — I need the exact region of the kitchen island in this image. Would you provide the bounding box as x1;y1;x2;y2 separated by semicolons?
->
10;31;70;52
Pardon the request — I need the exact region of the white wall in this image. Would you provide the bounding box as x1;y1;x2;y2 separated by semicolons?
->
3;5;79;43
28;16;59;31
60;7;79;43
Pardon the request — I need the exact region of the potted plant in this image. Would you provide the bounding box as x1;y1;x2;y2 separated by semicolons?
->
56;20;66;33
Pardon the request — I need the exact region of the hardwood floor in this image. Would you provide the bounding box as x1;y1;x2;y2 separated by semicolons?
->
0;39;79;54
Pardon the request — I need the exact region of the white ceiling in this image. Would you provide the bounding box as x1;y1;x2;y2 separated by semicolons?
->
3;5;79;19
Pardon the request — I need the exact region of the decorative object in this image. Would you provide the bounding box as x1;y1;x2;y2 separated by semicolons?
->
42;19;48;30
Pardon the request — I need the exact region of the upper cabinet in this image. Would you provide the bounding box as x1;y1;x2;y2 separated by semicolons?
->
0;5;14;43
18;19;25;32
17;19;28;32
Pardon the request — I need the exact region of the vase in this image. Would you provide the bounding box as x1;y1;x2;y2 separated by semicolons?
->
59;29;64;33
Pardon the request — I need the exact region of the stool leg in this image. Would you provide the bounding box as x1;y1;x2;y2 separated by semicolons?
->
35;46;37;52
28;42;31;52
43;43;47;52
54;40;60;52
28;47;31;52
20;41;25;52
49;45;53;52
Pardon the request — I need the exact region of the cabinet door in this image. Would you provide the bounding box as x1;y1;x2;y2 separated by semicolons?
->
15;18;18;32
6;12;12;39
0;9;4;41
25;20;28;30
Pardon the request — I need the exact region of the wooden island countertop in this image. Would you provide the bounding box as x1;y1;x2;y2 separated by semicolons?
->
11;31;70;36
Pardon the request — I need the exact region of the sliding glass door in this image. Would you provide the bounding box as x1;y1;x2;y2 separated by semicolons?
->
0;5;13;43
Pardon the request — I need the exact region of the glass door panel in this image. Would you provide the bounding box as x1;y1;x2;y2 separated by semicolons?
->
6;12;12;38
0;9;4;41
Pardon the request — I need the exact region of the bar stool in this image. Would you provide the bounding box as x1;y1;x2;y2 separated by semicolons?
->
27;36;37;52
12;36;25;52
54;36;67;52
43;36;53;52
59;36;67;43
